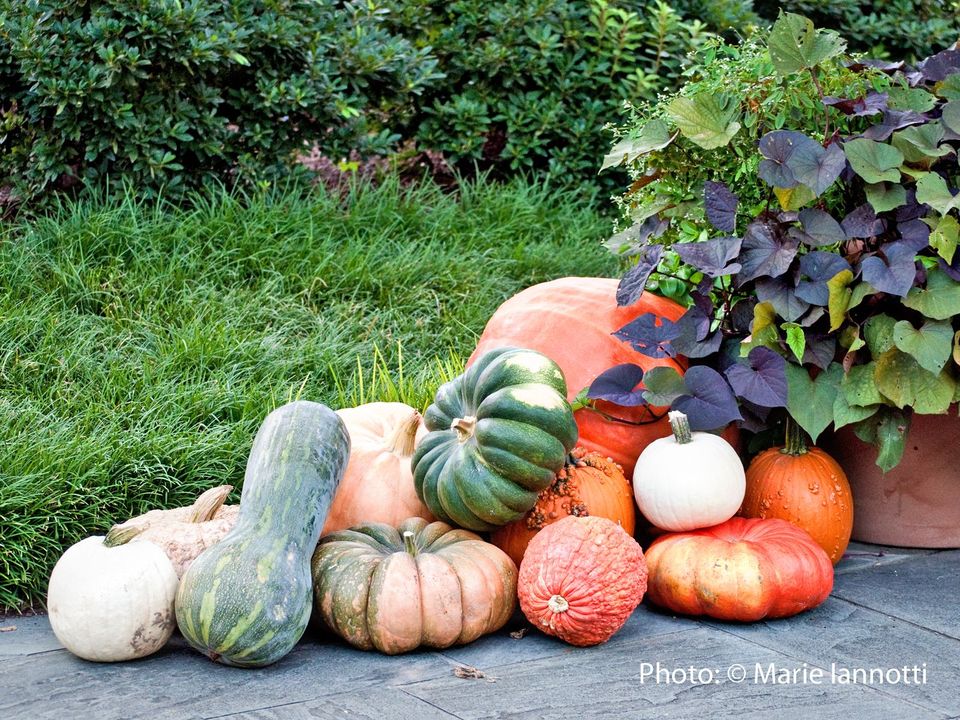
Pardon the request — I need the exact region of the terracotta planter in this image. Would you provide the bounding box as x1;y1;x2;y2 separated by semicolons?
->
823;412;960;548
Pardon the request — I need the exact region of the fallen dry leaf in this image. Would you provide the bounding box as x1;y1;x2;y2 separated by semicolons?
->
0;626;16;632
453;664;498;683
509;628;529;639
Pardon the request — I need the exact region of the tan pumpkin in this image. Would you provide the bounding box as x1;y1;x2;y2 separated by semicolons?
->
322;402;432;534
105;485;238;577
490;447;636;567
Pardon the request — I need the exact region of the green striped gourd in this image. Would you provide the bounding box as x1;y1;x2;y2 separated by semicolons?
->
412;346;578;531
175;400;350;667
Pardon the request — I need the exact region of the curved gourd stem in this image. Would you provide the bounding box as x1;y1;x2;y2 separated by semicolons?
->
103;525;145;547
667;411;693;444
187;485;234;523
783;416;809;456
403;530;418;557
386;411;421;457
451;416;477;443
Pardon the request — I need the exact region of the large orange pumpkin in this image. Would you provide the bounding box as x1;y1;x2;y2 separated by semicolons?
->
518;515;647;646
489;446;636;567
468;277;686;476
645;517;833;621
740;422;853;565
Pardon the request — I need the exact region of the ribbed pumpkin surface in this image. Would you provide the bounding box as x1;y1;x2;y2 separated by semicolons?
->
645;517;833;621
469;277;686;476
518;515;647;646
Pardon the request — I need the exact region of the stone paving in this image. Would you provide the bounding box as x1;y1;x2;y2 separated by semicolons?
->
2;542;958;720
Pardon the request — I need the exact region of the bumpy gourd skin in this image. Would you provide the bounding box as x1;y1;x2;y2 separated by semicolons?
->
175;400;350;668
412;347;578;531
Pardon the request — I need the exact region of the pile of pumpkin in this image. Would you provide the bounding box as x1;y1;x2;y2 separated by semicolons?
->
46;277;852;666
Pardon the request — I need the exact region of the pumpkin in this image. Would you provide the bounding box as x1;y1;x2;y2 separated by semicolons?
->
490;446;636;567
105;485;239;577
740;420;853;564
468;277;686;476
412;346;578;531
633;411;745;531
47;529;179;662
645;517;833;621
312;517;517;655
322;402;431;535
176;400;350;667
518;515;646;646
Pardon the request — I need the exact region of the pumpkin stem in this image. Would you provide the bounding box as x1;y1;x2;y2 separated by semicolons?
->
387;411;421;457
547;594;569;614
402;530;419;557
667;411;693;444
783;416;809;456
451;416;477;443
103;524;145;547
187;485;233;523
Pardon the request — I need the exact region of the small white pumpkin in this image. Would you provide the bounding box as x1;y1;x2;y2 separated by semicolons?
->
633;410;745;531
47;529;178;662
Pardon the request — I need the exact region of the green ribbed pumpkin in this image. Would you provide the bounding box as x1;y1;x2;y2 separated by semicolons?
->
412;347;578;531
175;400;350;667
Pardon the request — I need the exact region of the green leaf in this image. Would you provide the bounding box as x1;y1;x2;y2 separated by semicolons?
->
874;349;955;414
928;214;959;264
891;124;950;166
601;120;677;171
864;314;897;355
843;362;884;406
666;94;741;150
641;366;686;407
783;323;805;363
942;100;960;134
892;319;954;374
849;282;876;311
887;86;937;112
902;269;960;320
915;172;960;215
768;12;846;77
857;408;911;473
938;75;960;101
954;330;960;367
864;182;907;213
786;363;842;443
773;183;816;211
826;269;854;331
833;392;879;431
741;301;780;354
843;138;903;184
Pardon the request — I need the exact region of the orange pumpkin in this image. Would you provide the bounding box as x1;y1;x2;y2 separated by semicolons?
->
322;402;433;535
468;277;686;476
645;517;833;621
489;447;636;567
518;516;647;646
740;421;853;565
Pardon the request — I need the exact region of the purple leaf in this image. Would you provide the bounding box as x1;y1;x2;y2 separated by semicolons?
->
803;334;837;369
730;298;757;333
918;49;960;82
606;216;670;256
822;92;888;116
613;314;679;359
844;59;904;74
756;275;810;321
616;245;664;306
673;366;743;431
758;131;804;188
673;236;743;277
895;189;924;221
672;306;724;359
587;364;647;406
861;109;927;141
737;221;800;282
796;252;853;306
795;208;846;247
704;181;739;232
724;347;788;408
898;219;931;250
859;241;918;296
939;253;960;282
787;141;846;196
842;204;885;238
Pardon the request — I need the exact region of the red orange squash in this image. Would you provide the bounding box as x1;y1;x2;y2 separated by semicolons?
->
740;421;853;565
518;515;647;646
490;447;636;567
468;277;686;476
645;517;833;621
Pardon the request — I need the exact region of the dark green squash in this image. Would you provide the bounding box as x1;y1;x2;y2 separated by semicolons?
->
175;400;350;667
412;347;577;531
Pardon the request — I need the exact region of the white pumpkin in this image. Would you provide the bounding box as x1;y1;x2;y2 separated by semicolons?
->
633;411;745;531
47;530;178;662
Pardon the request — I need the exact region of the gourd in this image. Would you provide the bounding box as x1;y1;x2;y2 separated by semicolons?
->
312;517;517;655
469;277;686;475
105;485;239;577
740;419;853;564
322;402;432;535
412;346;578;531
645;517;833;621
47;531;178;662
175;400;350;668
490;446;636;568
517;516;647;646
633;411;745;531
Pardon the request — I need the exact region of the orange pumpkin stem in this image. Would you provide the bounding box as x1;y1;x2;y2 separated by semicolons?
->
451;416;477;443
783;417;809;456
386;411;421;457
402;530;419;557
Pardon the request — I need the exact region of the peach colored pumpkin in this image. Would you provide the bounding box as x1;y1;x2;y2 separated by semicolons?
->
468;277;686;476
322;402;432;535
